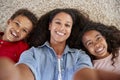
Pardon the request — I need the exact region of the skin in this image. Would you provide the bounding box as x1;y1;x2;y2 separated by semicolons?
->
0;12;120;80
49;12;73;56
2;15;33;42
0;15;34;80
0;12;74;80
82;30;110;59
0;57;34;80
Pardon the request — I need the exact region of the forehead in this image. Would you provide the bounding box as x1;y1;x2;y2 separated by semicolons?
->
14;15;32;23
53;12;73;22
13;15;30;21
13;15;33;30
83;30;102;39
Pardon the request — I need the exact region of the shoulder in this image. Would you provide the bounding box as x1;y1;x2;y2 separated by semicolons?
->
71;48;88;55
71;48;93;69
71;48;91;63
69;48;89;58
23;45;48;54
17;41;29;47
16;41;29;52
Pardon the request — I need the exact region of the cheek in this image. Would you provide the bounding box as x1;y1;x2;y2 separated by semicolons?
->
8;22;15;27
87;47;95;54
67;29;72;34
49;23;56;31
20;32;28;39
49;24;52;30
103;40;108;47
7;24;12;29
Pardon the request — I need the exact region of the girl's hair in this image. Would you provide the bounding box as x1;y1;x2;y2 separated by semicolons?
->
29;8;90;47
10;8;38;45
77;21;120;66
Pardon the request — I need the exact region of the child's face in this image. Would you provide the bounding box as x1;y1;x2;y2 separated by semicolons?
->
3;15;33;42
82;30;109;59
49;12;73;44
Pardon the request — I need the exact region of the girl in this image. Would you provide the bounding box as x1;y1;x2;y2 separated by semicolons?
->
78;21;120;73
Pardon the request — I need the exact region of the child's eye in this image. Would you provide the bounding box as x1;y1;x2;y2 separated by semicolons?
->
22;29;28;33
96;36;102;41
14;22;20;27
86;42;93;47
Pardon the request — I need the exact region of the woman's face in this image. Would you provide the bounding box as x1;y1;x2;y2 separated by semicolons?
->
82;30;109;59
49;12;73;44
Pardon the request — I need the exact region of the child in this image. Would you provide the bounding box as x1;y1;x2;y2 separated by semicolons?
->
77;21;120;74
0;8;38;62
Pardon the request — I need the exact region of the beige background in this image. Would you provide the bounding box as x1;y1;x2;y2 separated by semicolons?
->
0;0;120;31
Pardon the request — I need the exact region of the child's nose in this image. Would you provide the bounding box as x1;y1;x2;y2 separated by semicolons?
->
94;42;100;48
16;28;21;33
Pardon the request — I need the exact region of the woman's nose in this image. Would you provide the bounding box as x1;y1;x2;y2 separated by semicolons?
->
60;25;65;31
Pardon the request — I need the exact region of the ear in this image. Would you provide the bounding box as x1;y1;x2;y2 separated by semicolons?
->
103;36;106;40
7;19;11;25
49;23;52;30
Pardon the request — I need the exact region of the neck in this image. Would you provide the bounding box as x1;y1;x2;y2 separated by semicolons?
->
50;42;66;56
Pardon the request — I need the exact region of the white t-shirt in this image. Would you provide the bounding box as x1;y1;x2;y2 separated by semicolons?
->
93;50;120;74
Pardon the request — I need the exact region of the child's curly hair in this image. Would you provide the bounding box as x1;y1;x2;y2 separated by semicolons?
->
76;21;120;66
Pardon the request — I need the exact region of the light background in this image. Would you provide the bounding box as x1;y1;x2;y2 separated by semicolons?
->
0;0;120;31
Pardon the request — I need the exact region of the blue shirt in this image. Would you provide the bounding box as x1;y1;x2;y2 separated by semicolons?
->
18;41;92;80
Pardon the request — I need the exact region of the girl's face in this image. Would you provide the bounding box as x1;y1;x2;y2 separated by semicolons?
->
82;30;109;59
49;12;73;44
3;15;33;42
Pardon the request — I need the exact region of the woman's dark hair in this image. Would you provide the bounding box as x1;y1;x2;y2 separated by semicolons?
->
29;8;90;47
77;21;120;66
10;8;38;45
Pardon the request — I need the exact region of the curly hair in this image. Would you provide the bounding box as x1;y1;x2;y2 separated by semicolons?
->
76;21;120;66
29;8;90;47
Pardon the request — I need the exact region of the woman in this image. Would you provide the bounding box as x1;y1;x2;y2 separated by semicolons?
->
0;8;95;80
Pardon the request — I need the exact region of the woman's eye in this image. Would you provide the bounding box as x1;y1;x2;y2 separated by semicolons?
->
65;24;70;27
55;22;61;25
